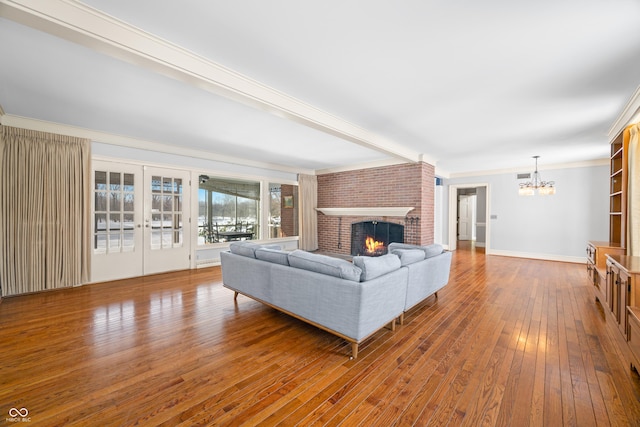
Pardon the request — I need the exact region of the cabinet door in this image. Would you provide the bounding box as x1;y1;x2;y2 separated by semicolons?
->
619;271;631;336
606;262;616;312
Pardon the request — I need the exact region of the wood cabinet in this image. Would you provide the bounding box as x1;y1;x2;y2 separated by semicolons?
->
587;241;624;304
628;307;640;372
605;255;640;371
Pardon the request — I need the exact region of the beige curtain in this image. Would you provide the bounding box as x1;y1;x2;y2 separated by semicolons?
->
628;123;640;256
298;173;318;251
0;126;91;296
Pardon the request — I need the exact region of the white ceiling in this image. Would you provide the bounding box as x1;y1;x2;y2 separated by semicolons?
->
1;0;639;175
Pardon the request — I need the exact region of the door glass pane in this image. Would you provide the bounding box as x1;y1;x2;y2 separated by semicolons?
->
152;195;161;211
122;233;135;251
123;193;134;212
109;233;121;250
95;192;107;211
94;170;136;254
123;173;134;192
150;174;185;250
95;233;107;252
163;177;172;193
110;192;122;212
162;195;173;211
95;171;107;190
151;176;162;193
109;172;121;191
151;230;162;249
163;213;172;229
123;214;134;230
95;213;107;232
162;231;173;247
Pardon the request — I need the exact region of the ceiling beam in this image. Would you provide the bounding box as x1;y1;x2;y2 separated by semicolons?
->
0;0;423;164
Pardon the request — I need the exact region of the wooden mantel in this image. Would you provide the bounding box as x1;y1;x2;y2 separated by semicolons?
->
315;207;414;217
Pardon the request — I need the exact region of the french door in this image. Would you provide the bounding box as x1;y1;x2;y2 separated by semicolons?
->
91;161;191;282
143;167;191;275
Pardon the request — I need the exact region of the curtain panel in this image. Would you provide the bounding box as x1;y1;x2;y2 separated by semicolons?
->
0;126;91;296
628;123;640;256
298;173;318;251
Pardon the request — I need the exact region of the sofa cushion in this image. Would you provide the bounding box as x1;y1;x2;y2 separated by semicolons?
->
288;250;362;282
391;249;425;266
352;254;401;281
424;244;444;258
388;242;444;259
255;247;290;266
229;242;282;258
229;241;261;258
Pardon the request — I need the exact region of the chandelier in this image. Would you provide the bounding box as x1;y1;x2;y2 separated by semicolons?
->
518;156;556;196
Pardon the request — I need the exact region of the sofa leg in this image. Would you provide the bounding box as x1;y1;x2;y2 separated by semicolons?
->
234;291;239;301
390;318;396;332
434;291;438;299
351;342;359;359
399;313;405;325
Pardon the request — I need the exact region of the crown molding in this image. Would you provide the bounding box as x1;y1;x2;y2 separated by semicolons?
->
609;84;640;140
448;158;609;179
0;0;423;164
0;114;314;175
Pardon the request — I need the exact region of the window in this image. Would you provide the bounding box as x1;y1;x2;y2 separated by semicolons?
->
269;183;298;238
198;177;260;244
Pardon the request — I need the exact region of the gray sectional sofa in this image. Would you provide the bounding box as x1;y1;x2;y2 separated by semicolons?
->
220;241;451;358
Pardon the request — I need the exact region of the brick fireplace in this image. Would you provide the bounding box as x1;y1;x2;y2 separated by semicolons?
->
316;162;435;256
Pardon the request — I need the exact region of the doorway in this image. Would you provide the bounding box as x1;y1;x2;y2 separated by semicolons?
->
91;160;191;282
448;184;490;252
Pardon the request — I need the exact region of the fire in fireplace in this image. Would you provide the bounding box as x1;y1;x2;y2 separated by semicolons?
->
351;220;404;256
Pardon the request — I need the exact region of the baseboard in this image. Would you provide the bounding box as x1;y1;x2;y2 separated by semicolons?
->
486;249;585;264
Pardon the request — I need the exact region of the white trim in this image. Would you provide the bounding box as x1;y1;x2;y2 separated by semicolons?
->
487;249;585;264
608;84;640;140
0;0;422;164
316;207;414;217
1;113;313;175
449;158;609;179
92;154;299;187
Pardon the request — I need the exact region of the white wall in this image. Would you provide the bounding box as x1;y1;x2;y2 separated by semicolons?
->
443;164;609;262
93;142;298;182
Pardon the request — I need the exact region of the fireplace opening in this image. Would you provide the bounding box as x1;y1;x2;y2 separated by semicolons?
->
351;221;404;256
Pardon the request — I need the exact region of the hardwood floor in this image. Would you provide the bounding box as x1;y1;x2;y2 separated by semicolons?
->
1;249;640;426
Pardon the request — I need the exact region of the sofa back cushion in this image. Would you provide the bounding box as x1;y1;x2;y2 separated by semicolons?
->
352;254;402;281
229;241;282;258
388;242;444;259
255;247;290;266
288;250;362;282
390;248;425;266
424;244;444;258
